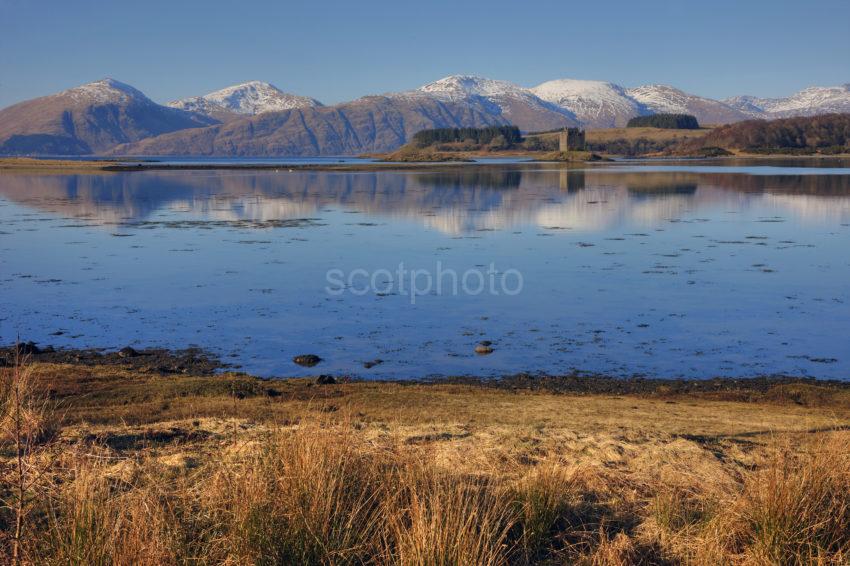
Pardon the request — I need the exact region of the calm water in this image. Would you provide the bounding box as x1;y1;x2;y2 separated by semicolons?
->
1;161;849;379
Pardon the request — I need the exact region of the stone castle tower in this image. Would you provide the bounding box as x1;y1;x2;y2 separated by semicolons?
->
558;127;586;152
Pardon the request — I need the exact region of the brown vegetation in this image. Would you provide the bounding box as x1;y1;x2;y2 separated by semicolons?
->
526;127;712;157
675;113;850;156
1;361;849;564
376;146;474;163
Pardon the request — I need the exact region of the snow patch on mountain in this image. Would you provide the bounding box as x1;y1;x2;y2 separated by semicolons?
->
626;85;695;114
722;95;768;118
530;79;646;127
59;78;151;105
724;84;850;118
169;81;322;116
770;84;850;114
417;75;532;100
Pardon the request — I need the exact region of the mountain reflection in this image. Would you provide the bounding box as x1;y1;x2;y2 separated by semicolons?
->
1;166;849;234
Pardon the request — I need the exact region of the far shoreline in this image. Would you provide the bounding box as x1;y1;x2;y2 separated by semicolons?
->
1;153;849;173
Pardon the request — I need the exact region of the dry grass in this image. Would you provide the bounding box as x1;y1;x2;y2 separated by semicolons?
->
585;126;713;144
1;362;849;564
527;126;713;145
697;434;850;564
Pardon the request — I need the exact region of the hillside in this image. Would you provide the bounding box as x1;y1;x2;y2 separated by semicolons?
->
0;79;215;155
675;113;850;155
530;79;645;128
627;84;750;124
113;95;512;156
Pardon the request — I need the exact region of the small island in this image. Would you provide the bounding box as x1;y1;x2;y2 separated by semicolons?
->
374;125;605;162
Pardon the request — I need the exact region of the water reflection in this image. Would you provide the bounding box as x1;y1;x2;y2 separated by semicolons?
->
1;167;849;235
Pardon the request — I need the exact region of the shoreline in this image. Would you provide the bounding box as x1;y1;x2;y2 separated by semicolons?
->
1;153;848;173
4;343;848;394
0;156;580;173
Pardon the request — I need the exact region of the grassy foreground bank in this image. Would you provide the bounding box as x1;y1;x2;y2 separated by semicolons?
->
2;361;849;565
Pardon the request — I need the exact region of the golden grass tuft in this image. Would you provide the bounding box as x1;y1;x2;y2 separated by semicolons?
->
39;456;179;565
385;469;513;566
699;433;850;565
203;422;388;564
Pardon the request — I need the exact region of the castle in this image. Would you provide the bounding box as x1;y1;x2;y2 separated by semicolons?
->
558;127;586;151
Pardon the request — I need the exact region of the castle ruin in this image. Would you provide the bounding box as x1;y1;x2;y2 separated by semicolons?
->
558;127;586;152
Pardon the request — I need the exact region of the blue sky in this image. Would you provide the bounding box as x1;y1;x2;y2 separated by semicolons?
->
1;0;848;108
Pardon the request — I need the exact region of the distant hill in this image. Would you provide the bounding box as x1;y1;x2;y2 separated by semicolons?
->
0;79;215;155
627;85;750;124
724;84;850;119
675;113;850;155
168;81;322;121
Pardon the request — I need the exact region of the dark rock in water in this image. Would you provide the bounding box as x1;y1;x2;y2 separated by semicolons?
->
118;346;139;358
316;374;336;385
363;359;384;369
293;354;322;367
479;340;493;347
475;344;494;355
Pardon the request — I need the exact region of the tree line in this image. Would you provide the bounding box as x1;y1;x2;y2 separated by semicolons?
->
412;126;523;147
627;114;701;129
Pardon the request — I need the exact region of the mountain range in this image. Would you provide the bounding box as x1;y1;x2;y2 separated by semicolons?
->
1;75;848;156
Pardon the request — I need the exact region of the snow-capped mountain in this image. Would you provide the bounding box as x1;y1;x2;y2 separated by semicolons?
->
169;81;322;119
724;84;850;118
530;79;647;128
627;84;750;125
416;75;534;100
59;78;152;105
0;78;215;155
392;75;579;131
